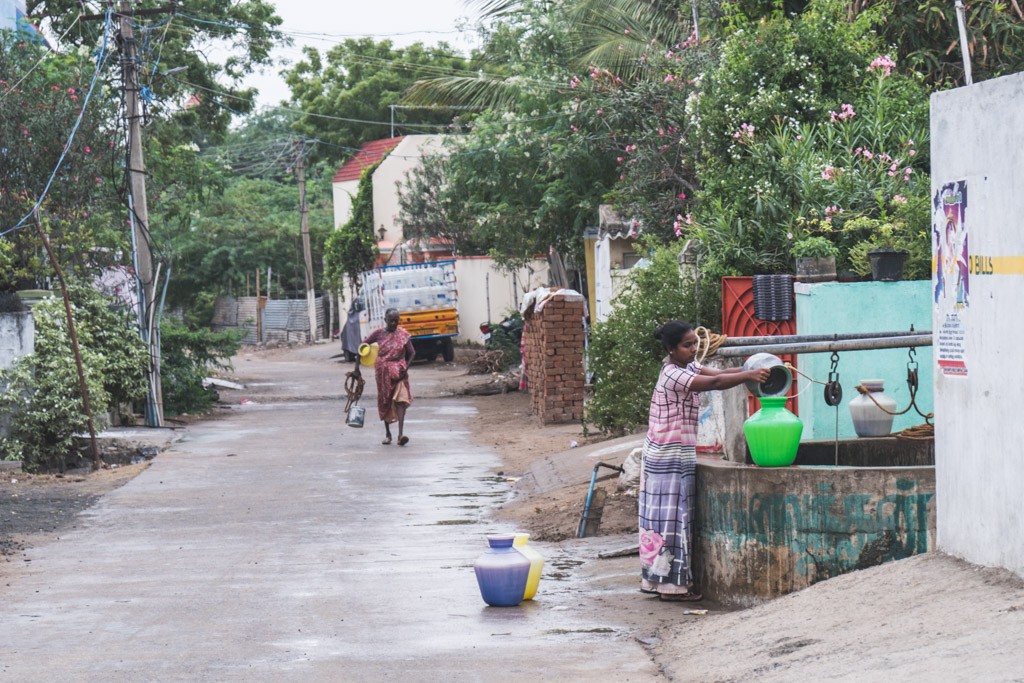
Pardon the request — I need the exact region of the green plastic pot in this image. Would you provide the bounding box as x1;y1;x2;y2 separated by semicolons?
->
743;396;803;467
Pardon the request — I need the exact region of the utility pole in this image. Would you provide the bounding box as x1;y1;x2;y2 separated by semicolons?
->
119;0;163;426
83;3;176;426
296;139;318;342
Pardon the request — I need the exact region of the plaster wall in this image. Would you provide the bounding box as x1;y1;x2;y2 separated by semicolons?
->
0;312;33;370
794;280;933;439
371;135;444;244
930;72;1024;576
696;459;935;606
453;257;548;345
331;179;357;229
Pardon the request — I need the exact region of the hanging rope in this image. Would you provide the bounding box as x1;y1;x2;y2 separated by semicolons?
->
694;326;727;363
344;370;365;414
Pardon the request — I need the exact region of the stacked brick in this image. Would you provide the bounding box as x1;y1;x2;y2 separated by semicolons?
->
523;293;585;424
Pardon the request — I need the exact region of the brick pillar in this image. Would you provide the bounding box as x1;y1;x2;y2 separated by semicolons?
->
523;292;585;424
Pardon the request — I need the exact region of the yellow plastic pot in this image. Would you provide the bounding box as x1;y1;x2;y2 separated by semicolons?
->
358;343;378;367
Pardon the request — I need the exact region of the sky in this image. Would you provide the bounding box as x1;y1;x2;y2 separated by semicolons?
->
245;0;481;108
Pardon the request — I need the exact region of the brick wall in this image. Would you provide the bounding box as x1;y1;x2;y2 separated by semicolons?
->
523;293;585;424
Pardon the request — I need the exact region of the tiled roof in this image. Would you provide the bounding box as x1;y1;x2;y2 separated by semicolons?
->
332;137;405;183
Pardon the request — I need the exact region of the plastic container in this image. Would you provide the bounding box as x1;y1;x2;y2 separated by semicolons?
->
743;352;793;397
743;396;803;467
358;343;378;367
512;533;544;601
473;535;530;607
849;380;897;437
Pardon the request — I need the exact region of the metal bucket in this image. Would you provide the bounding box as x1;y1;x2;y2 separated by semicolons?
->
743;352;793;397
346;404;366;428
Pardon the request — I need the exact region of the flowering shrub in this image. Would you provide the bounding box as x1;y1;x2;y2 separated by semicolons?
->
0;285;148;472
0;35;124;290
692;6;931;283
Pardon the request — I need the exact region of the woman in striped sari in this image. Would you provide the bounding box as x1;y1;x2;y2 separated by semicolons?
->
639;321;769;601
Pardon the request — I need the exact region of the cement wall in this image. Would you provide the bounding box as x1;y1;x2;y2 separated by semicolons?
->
930;72;1024;576
453;257;548;345
794;280;934;439
372;135;443;245
0;312;34;370
696;459;936;606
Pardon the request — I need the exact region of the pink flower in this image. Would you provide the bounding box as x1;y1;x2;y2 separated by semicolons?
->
84;146;91;153
888;171;896;176
892;195;907;205
829;104;856;123
796;135;803;141
732;123;755;142
863;151;874;160
908;149;916;156
67;88;75;94
821;166;838;181
868;55;897;76
664;74;676;83
787;232;794;240
616;156;624;163
678;192;686;200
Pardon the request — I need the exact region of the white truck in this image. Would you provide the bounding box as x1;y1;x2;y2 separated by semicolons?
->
357;260;459;362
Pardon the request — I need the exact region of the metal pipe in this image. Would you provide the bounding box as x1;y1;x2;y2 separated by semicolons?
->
722;330;930;346
715;334;932;357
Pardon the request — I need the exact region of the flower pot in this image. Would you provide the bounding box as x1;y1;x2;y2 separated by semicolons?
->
743;396;803;467
794;256;836;283
867;249;907;281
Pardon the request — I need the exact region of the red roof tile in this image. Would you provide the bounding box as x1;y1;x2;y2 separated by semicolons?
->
332;137;405;183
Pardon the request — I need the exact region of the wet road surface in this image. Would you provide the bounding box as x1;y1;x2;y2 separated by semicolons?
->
0;345;661;681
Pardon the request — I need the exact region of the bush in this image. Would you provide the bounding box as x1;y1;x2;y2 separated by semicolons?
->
0;285;148;472
587;240;706;434
159;318;243;416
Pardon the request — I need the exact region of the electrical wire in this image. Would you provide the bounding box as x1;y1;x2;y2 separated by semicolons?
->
1;9;114;238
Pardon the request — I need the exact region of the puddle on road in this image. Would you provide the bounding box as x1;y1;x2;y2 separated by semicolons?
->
545;627;617;635
431;519;476;526
430;492;504;498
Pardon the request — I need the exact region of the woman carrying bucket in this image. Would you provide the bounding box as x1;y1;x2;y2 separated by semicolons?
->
639;320;769;601
354;308;416;446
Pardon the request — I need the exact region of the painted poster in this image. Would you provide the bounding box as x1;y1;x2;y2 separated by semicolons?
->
933;180;969;377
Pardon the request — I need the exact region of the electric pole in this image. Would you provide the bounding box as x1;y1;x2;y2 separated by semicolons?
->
83;2;176;425
296;139;318;342
119;1;163;425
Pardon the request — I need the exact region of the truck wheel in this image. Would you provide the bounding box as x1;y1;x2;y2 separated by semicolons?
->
441;338;455;363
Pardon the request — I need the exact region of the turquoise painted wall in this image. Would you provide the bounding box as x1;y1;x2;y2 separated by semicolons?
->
794;281;933;440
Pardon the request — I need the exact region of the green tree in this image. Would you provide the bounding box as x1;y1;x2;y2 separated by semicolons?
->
284;39;472;158
0;33;126;290
28;0;284;139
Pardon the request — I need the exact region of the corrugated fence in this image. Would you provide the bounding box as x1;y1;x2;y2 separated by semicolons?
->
212;296;325;344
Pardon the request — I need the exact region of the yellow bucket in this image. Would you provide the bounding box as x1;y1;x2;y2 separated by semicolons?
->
358;343;379;367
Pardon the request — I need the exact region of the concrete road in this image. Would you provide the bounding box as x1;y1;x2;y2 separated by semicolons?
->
0;344;659;682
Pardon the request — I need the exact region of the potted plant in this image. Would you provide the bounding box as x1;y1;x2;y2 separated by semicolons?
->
842;217;928;281
790;236;839;283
